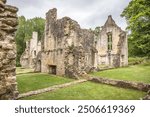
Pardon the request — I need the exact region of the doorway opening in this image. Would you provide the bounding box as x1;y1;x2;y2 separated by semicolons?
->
36;60;41;72
48;65;57;75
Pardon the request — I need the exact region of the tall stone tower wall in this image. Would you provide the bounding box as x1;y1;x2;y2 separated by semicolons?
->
0;0;18;99
42;8;97;78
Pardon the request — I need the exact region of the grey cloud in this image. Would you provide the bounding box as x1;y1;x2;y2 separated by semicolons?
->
7;0;43;8
7;0;131;30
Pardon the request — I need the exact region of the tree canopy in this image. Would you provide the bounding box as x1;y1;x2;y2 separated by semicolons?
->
121;0;150;57
16;16;45;66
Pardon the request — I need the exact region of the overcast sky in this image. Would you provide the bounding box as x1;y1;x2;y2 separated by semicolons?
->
7;0;131;30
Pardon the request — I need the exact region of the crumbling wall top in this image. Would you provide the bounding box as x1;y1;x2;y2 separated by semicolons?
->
46;8;57;22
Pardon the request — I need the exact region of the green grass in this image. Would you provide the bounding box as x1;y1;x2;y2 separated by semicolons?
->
16;67;34;74
17;73;73;93
17;65;148;100
23;82;146;100
91;65;150;83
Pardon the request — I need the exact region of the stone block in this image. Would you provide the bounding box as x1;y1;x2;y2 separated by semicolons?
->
7;50;16;59
2;43;13;50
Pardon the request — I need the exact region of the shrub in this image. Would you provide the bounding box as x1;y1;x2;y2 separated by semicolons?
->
142;59;150;66
128;57;146;65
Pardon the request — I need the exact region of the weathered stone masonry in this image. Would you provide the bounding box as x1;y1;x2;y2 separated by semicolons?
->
22;8;128;79
20;32;41;69
39;8;97;78
38;8;128;78
0;0;18;99
96;15;128;68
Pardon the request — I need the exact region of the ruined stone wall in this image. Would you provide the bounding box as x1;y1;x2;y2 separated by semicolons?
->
39;8;128;78
20;32;41;69
41;8;96;78
96;15;128;68
119;32;128;66
91;77;150;92
0;0;18;99
29;32;38;58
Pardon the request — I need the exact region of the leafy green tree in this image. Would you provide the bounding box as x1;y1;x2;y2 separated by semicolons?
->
94;26;101;38
15;16;26;66
121;0;150;57
25;17;45;41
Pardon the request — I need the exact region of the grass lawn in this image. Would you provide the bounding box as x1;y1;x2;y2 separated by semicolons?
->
91;65;150;83
17;73;73;93
16;67;34;74
17;65;148;100
22;82;146;100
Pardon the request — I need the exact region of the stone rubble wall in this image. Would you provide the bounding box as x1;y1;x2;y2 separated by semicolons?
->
143;90;150;100
90;77;150;92
18;79;87;99
0;0;18;99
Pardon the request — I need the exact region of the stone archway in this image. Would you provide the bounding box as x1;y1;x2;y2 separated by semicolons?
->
0;0;18;100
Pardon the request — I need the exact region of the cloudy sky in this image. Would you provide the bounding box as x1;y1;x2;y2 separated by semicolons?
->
7;0;131;30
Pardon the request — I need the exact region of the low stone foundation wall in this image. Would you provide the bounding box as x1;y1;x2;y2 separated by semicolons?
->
143;90;150;100
18;79;88;99
90;77;150;92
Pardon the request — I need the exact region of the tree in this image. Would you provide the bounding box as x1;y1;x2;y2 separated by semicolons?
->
25;17;45;41
15;16;45;66
15;16;26;66
121;0;150;57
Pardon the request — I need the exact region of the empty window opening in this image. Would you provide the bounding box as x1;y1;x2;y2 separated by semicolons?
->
107;33;112;51
48;65;57;75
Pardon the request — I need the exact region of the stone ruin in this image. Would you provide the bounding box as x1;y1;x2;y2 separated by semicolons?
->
37;8;98;78
96;15;128;68
0;0;18;99
20;32;41;69
21;8;128;79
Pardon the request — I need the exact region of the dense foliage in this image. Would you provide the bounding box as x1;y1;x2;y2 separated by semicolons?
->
16;16;45;66
121;0;150;57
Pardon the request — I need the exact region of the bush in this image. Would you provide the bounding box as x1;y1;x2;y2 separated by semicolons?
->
142;59;150;66
128;57;146;65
